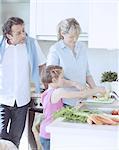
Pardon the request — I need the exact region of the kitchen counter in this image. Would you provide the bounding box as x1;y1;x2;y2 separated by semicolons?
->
46;118;119;150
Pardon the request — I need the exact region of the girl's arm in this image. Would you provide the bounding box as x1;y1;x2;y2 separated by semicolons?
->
61;79;85;90
51;87;106;104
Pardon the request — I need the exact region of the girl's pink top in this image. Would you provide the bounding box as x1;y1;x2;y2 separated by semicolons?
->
40;88;63;139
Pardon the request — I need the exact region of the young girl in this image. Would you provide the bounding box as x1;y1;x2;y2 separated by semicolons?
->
40;65;105;150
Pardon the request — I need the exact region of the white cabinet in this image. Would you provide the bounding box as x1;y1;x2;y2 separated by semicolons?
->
30;0;119;47
30;0;89;41
47;118;119;150
88;1;119;49
0;0;2;34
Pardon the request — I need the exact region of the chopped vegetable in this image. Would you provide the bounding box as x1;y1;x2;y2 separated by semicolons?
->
53;107;99;123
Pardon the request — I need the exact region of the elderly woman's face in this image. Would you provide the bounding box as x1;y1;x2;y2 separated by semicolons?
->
62;28;79;48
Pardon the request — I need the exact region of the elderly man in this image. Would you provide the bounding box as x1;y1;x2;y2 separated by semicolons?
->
0;17;46;148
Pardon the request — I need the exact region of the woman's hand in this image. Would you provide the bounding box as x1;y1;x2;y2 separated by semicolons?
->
74;82;85;91
95;86;106;96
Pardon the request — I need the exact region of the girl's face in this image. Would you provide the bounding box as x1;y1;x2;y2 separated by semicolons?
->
53;70;64;87
57;70;64;87
61;29;79;49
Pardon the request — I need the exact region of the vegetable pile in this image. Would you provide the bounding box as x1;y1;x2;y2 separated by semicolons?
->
54;107;119;125
54;107;99;123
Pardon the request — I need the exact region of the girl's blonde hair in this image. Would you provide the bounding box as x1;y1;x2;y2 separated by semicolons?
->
57;18;81;41
41;65;63;85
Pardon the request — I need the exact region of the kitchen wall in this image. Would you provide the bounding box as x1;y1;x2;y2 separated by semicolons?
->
38;40;118;85
87;48;118;85
0;0;30;34
0;0;118;86
0;0;2;33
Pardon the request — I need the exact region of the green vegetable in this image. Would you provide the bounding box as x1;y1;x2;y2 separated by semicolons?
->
53;107;99;123
101;71;118;82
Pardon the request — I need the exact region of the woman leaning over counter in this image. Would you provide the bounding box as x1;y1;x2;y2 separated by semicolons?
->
47;18;98;106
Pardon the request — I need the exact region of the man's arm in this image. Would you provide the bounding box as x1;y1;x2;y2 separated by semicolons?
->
39;64;48;89
39;63;46;75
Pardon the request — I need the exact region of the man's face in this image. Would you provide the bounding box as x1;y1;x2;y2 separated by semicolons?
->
7;24;26;45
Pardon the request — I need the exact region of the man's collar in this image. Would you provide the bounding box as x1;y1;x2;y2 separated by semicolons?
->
5;39;10;48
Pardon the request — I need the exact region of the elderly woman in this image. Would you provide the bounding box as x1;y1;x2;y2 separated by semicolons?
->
47;18;98;106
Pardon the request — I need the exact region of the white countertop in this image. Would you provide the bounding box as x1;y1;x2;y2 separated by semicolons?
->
47;118;119;150
47;117;119;133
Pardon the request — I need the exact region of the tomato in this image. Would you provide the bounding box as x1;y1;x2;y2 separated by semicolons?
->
112;110;118;115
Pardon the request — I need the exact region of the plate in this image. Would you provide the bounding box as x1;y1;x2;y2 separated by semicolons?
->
85;98;115;104
103;113;119;119
95;107;115;113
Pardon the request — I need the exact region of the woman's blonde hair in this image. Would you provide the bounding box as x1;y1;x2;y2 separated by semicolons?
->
41;65;63;85
57;18;81;41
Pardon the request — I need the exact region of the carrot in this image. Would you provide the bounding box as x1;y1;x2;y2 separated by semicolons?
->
88;115;103;125
87;118;94;125
95;115;117;125
111;118;119;123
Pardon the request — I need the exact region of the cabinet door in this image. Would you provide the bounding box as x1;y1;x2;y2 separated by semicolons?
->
88;2;119;49
0;0;2;34
35;0;89;36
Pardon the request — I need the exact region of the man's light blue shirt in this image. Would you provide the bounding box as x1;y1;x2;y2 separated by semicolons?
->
0;35;41;93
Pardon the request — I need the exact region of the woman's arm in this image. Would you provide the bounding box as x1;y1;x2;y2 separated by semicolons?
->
51;87;106;104
47;46;59;66
86;75;97;88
